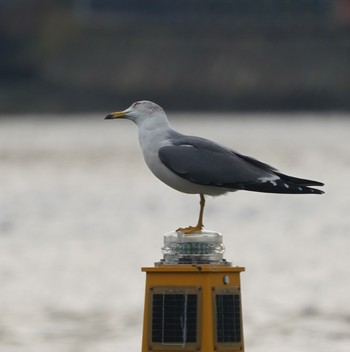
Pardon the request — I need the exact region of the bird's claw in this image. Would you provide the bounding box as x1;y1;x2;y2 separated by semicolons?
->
176;225;203;234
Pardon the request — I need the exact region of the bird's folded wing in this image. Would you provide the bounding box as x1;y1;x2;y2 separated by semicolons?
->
159;136;324;194
158;137;276;188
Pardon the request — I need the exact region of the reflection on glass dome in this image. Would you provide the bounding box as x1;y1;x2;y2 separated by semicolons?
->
159;230;227;264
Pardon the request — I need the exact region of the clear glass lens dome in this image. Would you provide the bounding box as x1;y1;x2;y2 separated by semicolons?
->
160;230;226;264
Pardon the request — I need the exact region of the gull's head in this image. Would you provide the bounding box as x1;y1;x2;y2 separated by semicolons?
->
105;100;166;125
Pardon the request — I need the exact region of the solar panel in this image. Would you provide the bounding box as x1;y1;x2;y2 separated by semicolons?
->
212;285;243;351
149;286;201;350
152;293;198;343
215;293;241;343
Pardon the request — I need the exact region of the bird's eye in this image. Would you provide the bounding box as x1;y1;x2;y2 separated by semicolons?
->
133;102;140;107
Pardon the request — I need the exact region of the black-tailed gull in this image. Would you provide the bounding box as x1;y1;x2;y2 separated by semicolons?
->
105;101;324;234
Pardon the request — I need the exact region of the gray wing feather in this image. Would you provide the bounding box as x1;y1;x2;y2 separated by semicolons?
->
159;135;324;194
159;136;275;187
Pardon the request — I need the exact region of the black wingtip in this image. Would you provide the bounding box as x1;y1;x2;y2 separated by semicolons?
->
307;180;324;187
309;188;325;195
239;179;325;195
275;172;324;187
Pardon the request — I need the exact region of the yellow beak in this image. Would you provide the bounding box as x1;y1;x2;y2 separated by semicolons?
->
104;111;127;120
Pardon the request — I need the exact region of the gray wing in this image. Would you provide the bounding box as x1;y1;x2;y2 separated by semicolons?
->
159;135;324;194
159;135;276;187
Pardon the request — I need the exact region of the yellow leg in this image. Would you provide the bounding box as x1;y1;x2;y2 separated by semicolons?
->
177;194;205;234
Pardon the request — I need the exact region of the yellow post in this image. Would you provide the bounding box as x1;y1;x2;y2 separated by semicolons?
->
141;264;245;352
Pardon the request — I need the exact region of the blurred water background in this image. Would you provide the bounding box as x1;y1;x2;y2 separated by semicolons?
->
1;1;350;352
0;114;349;352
